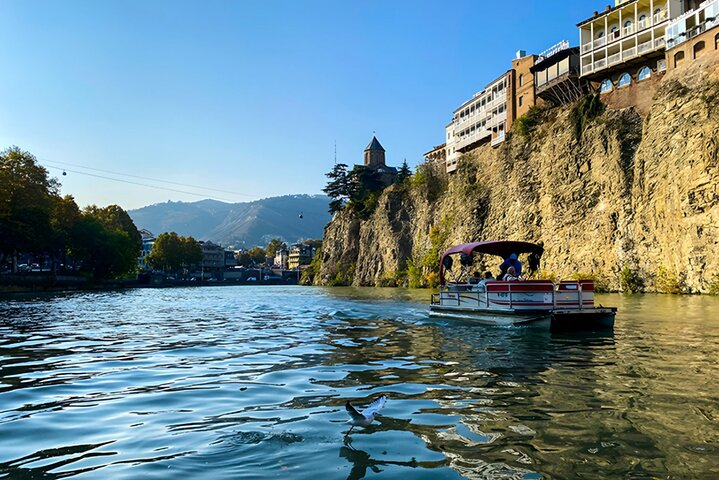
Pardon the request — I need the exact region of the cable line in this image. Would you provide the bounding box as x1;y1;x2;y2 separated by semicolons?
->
38;157;257;198
43;165;242;203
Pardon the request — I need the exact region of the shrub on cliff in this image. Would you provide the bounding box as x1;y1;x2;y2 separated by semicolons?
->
569;93;605;141
620;266;644;293
654;265;682;294
513;105;545;138
569;272;609;293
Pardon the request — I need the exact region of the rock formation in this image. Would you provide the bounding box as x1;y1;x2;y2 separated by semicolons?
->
318;62;719;293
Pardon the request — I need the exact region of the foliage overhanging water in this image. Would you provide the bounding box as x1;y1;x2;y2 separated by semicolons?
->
1;287;717;479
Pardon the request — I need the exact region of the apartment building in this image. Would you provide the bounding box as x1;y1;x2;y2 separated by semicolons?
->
665;0;719;69
578;0;684;86
444;51;536;173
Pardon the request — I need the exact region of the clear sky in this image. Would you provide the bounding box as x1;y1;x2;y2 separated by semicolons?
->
0;0;597;210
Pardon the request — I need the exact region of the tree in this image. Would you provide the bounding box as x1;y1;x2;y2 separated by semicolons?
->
265;238;287;258
323;163;350;214
396;159;411;184
247;246;266;264
48;195;83;272
146;232;200;274
71;205;141;280
302;239;322;250
0;146;58;270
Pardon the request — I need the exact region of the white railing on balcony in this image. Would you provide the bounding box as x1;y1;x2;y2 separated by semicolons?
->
582;42;592;54
456;128;492;151
594;37;607;49
624;46;637;60
637;18;649;30
655;36;665;48
638;39;653;54
491;133;506;147
594;58;607;70
608;52;621;65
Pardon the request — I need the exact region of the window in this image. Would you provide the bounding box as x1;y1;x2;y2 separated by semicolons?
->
519;74;524;87
624;20;632;28
716;32;719;49
693;41;705;58
639;14;646;21
657;58;667;72
637;66;651;81
600;79;613;93
674;50;685;67
617;73;631;87
519;96;524;107
597;30;605;38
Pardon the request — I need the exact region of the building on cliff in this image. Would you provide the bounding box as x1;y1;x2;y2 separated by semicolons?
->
665;0;719;69
578;0;717;112
362;136;398;186
444;51;537;173
531;40;589;105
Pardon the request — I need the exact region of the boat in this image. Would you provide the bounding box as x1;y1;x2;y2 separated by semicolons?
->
429;240;616;331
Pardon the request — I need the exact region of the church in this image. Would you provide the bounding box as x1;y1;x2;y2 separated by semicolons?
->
362;135;397;186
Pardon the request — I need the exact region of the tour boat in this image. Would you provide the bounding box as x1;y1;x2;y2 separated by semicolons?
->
429;241;616;331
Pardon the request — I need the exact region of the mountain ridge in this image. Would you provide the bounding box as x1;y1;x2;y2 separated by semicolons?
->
129;194;331;247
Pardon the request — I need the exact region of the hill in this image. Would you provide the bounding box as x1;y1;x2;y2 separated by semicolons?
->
129;195;331;247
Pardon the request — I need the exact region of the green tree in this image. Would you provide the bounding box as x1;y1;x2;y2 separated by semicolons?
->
323;163;350;214
48;195;83;272
265;238;287;258
146;232;200;274
395;159;411;184
247;246;266;264
0;146;58;270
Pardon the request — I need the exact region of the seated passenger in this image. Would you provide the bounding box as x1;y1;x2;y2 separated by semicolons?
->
468;271;481;284
480;271;495;283
503;266;522;281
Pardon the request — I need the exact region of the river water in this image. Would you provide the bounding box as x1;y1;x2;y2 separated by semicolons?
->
0;287;717;479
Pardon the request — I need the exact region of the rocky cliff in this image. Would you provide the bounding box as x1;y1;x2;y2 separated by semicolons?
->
318;61;719;293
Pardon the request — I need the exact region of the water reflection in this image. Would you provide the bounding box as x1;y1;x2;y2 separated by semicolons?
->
0;288;718;479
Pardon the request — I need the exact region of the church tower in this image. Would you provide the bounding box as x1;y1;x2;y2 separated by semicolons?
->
363;136;385;167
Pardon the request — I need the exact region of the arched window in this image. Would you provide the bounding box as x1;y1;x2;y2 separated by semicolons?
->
624;20;632;28
638;66;651;81
600;79;613;93
639;14;647;21
597;30;605;38
693;41;706;58
519;74;524;87
674;50;685;68
618;73;631;87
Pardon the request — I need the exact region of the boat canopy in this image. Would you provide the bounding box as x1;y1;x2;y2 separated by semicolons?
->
439;240;544;285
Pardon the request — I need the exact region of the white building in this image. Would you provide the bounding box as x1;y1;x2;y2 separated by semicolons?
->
666;0;719;50
444;71;510;173
578;0;684;79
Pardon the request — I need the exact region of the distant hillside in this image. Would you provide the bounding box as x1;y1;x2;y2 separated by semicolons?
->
129;195;331;247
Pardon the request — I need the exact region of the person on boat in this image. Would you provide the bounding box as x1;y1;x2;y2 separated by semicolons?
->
480;271;494;283
503;266;523;281
468;271;481;284
499;253;522;278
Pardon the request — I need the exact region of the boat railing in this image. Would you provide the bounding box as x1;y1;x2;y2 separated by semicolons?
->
436;279;593;310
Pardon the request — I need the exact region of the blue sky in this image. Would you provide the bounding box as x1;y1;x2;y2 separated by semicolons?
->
0;1;596;210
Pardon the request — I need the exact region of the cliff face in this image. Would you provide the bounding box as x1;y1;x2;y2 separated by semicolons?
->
319;64;719;293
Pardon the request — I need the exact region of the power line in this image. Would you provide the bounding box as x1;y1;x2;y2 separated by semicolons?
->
38;157;257;198
43;165;243;203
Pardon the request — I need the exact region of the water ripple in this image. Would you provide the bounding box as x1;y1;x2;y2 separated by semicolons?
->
1;287;718;479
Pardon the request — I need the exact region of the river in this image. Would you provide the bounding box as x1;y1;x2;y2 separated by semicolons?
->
0;287;717;479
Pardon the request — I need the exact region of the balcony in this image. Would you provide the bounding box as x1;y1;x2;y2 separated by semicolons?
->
608;52;622;66
637;39;653;54
653;9;667;24
491;133;506;147
581;8;668;55
455;128;492;152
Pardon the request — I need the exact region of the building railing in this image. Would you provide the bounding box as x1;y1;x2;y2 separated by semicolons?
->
638;39;653;54
608;52;622;65
580;8;668;55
